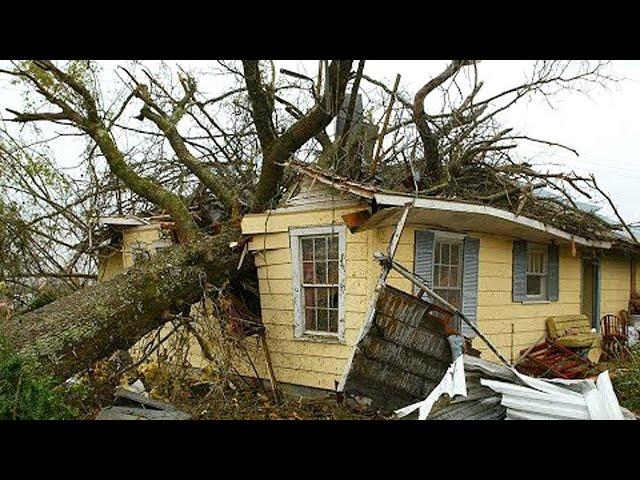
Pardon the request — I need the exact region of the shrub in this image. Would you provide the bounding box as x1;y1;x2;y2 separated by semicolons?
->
0;339;78;420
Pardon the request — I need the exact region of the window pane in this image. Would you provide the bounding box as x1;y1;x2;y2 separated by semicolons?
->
441;243;450;264
450;266;459;287
304;287;316;309
302;238;314;261
449;290;461;309
328;236;339;260
303;261;315;283
315;261;327;284
305;308;315;330
435;288;447;304
451;244;459;265
329;310;338;333
328;260;338;284
440;266;449;287
527;248;547;275
317;309;328;331
317;287;328;309
314;237;327;260
527;275;542;296
328;287;339;309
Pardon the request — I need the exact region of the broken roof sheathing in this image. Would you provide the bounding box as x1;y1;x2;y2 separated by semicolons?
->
341;285;455;411
285;160;633;250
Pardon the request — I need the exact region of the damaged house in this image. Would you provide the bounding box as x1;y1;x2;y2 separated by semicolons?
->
239;161;640;397
94;158;640;413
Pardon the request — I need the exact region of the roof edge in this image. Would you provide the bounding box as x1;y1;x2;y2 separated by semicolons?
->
374;193;612;249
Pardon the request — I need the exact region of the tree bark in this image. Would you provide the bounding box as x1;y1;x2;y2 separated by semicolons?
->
413;60;471;183
247;60;353;212
0;227;242;379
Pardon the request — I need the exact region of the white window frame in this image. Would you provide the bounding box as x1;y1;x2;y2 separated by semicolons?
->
525;243;548;300
290;225;346;343
433;234;464;309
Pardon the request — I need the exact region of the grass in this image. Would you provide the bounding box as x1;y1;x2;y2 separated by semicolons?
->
610;345;640;414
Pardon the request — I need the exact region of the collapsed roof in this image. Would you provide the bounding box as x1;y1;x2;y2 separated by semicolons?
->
285;160;637;251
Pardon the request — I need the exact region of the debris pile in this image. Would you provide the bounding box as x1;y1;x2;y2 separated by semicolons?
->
96;382;191;420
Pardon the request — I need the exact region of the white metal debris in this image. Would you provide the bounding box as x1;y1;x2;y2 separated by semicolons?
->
481;369;626;420
395;355;632;420
97;216;149;227
394;354;467;420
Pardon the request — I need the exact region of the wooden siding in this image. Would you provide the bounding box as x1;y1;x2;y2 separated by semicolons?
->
97;250;124;282
244;205;373;390
600;253;632;318
473;234;583;362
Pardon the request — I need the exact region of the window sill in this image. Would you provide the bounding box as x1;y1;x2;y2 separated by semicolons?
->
294;333;345;345
519;300;551;305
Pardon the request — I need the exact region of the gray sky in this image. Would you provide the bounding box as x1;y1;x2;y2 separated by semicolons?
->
2;60;639;223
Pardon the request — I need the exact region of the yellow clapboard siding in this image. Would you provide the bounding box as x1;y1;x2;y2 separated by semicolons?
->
257;263;292;280
477;302;580;320
375;226;415;245
385;277;414;294
346;260;369;279
479;289;580;306
373;242;413;262
600;255;632;317
241;206;367;234
346;242;370;260
253;248;291;266
263;324;361;345
258;278;293;295
248;232;290;251
476;318;549;335
239;341;349;374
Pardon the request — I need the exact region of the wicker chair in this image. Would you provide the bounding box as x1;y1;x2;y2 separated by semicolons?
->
600;314;630;360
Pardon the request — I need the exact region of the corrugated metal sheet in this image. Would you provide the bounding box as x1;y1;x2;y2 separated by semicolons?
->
426;355;508;420
395;354;467;420
396;355;633;421
342;285;454;411
481;369;628;420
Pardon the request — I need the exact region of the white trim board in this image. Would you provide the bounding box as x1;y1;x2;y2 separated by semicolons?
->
374;193;612;249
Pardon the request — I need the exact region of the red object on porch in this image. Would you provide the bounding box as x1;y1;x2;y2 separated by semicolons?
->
600;314;629;360
515;340;592;379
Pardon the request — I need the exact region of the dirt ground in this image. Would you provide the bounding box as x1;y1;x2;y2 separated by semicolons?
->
73;358;385;420
72;346;640;420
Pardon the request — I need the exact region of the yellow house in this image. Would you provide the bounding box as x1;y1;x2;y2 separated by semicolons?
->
94;162;639;396
95;215;174;282
240;162;639;392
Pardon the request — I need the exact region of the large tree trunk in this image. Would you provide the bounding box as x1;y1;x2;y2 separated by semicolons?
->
0;226;242;379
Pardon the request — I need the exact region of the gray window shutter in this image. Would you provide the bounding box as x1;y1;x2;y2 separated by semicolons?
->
414;230;435;299
461;237;480;338
512;240;528;302
547;243;560;302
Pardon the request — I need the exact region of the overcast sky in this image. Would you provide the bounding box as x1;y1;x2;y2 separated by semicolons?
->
1;60;639;224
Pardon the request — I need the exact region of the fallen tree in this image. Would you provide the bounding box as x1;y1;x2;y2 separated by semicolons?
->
0;228;241;378
0;59;353;381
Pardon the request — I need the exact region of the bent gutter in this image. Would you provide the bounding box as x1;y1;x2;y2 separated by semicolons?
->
374;193;612;250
